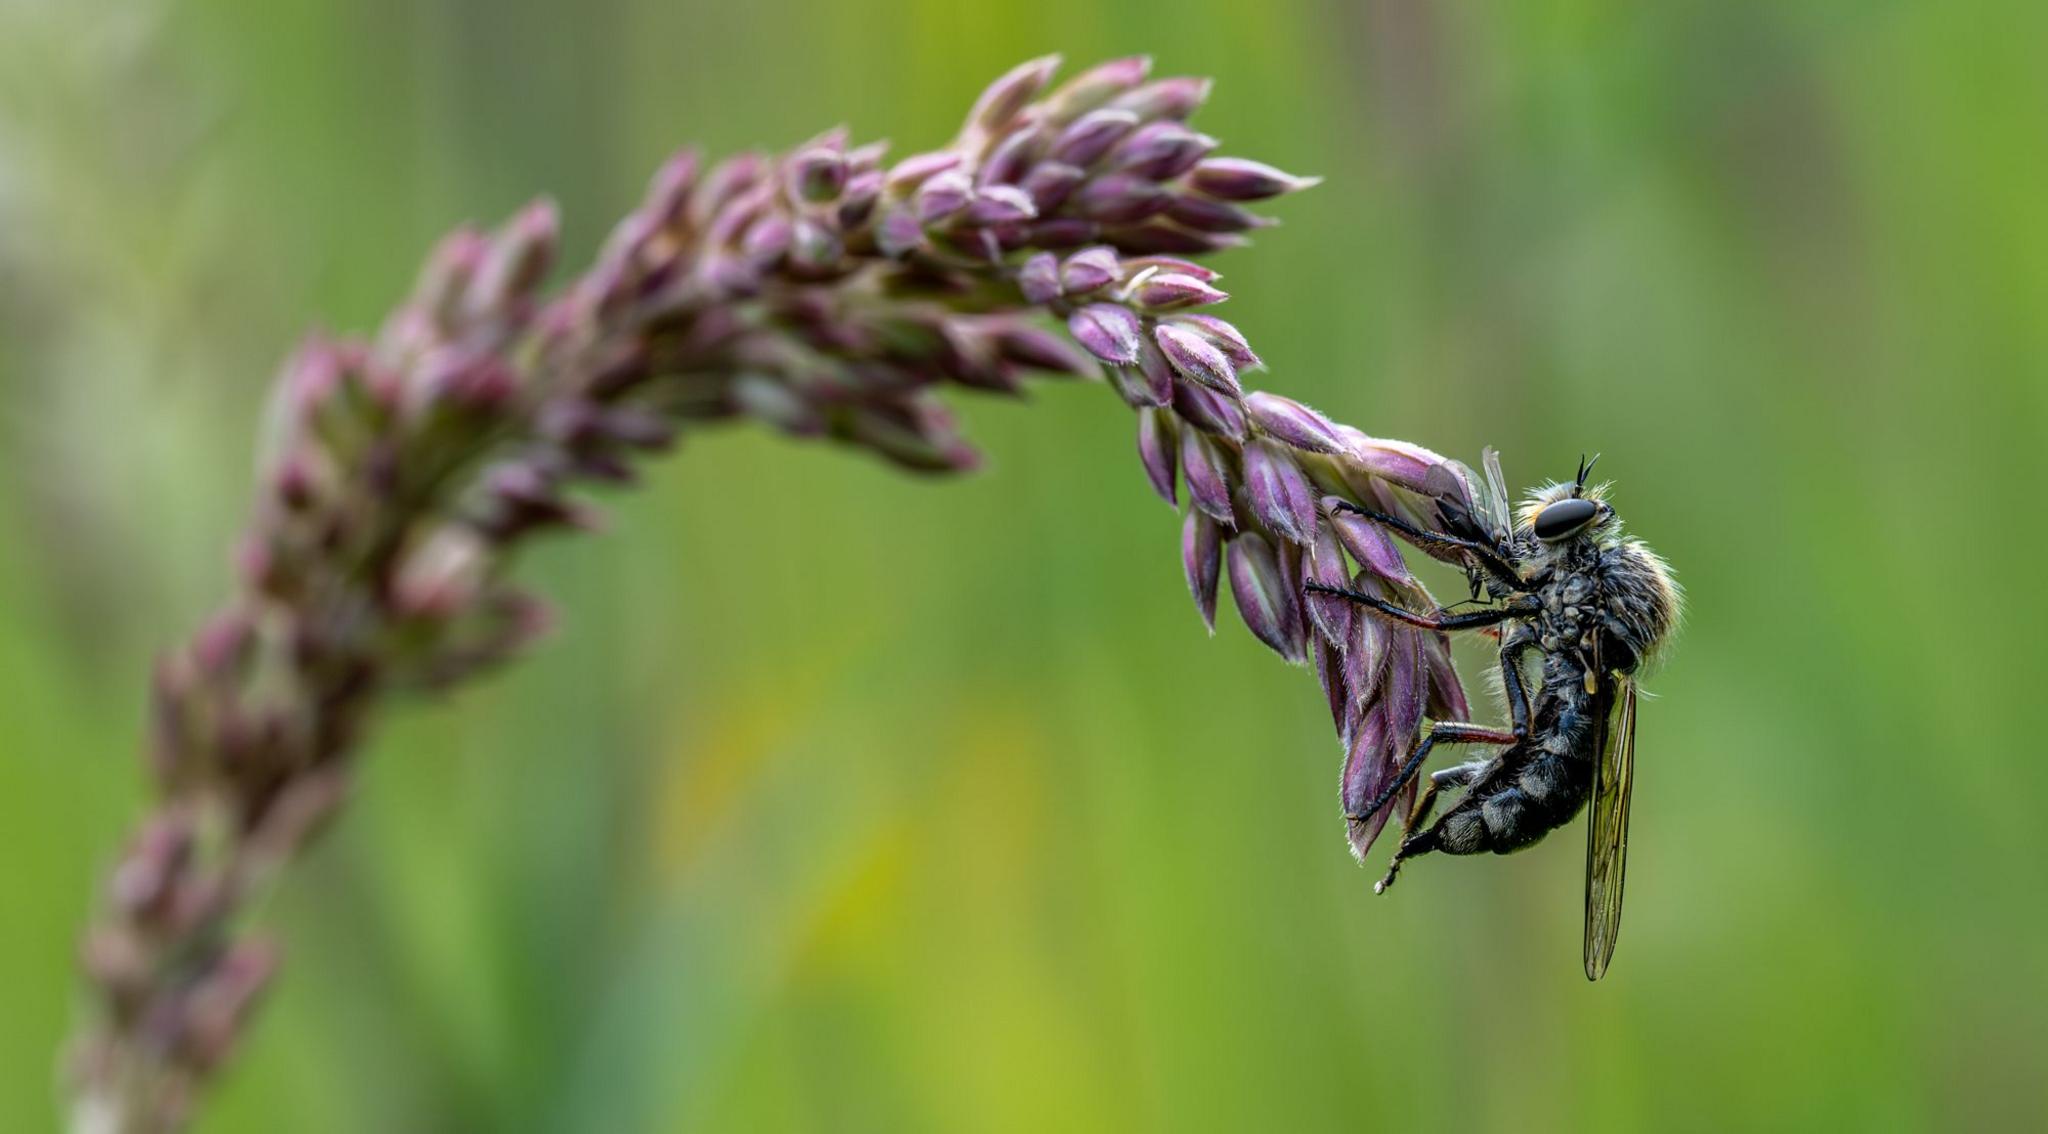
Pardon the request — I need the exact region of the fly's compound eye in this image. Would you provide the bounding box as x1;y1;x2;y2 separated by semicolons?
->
1533;497;1600;542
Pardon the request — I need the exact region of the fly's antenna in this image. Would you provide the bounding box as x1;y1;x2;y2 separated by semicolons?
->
1573;453;1602;497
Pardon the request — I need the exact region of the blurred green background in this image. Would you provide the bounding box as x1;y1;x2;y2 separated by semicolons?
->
3;0;2045;1129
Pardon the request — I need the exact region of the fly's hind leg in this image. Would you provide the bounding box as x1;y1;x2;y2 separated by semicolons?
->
1375;759;1489;893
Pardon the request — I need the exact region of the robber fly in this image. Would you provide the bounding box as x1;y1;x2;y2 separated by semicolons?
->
1305;452;1680;979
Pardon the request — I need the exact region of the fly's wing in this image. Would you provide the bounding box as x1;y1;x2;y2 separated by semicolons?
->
1583;674;1637;981
1480;446;1514;543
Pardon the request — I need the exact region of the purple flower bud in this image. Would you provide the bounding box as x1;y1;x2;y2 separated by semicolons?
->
876;208;926;257
1180;430;1236;526
465;199;560;317
1154;323;1241;395
1171;381;1249;442
1344;581;1392;710
1018;161;1085;213
1137;406;1179;506
838;170;883;227
1050;108;1142;167
1110;76;1213;122
1107;363;1170;409
1304;522;1354;648
1228;532;1307;663
1245;441;1318;545
641;149;701;226
965;54;1061;135
1021;218;1098;248
786;148;848;204
1345;435;1451;494
1043;56;1151;122
1131;271;1229;311
1072;173;1170;224
1343;698;1401;860
1326;497;1412;584
1067;302;1144;365
1172;314;1262;371
1189;157;1322;201
1059;246;1122;294
915;170;974;225
740;214;793;263
1246;392;1341;453
1182;510;1222;632
1423;630;1471;721
412;228;490;325
1165;193;1268;234
1018;252;1061;304
1313;636;1351;741
1103;223;1244;256
887;150;965;193
1125;255;1218;281
980;126;1044;187
994;323;1099;377
963;184;1038;226
1111;122;1219;180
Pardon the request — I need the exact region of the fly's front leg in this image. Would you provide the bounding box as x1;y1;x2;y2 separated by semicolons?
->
1302;585;1537;634
1326;500;1527;593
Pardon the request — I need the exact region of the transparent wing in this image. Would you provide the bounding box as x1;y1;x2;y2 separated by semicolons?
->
1480;446;1513;542
1583;675;1637;981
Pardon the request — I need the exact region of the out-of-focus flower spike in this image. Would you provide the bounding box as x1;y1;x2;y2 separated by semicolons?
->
1182;510;1222;633
1068;303;1145;365
839;169;883;227
1228;532;1307;663
1110;76;1212;121
1245;392;1340;453
1137;407;1179;506
1180;430;1236;525
1042;56;1151;123
1189;156;1322;201
1154;322;1241;396
1244;441;1318;545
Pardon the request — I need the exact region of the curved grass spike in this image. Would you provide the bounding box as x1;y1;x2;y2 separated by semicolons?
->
68;56;1475;1132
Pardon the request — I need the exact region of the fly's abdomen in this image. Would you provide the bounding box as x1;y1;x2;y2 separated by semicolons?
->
1427;745;1593;857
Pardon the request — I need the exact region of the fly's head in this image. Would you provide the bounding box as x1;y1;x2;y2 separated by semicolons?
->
1516;455;1620;565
